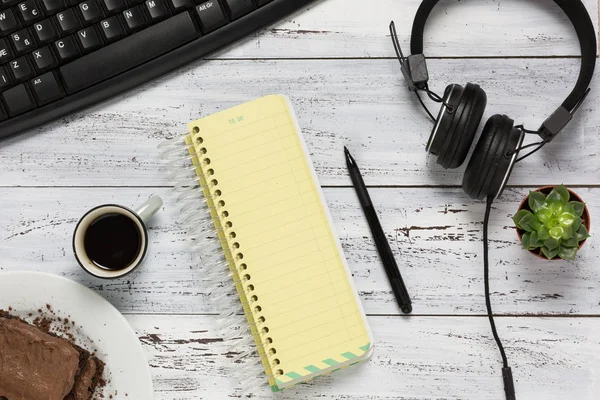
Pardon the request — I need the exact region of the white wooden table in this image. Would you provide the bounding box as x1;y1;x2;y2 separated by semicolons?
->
1;1;599;398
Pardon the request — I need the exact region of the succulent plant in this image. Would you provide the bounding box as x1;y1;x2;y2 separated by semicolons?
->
512;185;590;260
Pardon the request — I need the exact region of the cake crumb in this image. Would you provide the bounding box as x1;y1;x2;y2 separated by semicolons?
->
32;316;52;333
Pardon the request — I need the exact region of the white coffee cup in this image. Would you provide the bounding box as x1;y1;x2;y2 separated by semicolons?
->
73;195;163;279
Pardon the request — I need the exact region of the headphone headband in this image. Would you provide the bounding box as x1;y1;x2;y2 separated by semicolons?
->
410;0;596;139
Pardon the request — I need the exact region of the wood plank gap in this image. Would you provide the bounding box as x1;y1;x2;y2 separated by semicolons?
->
325;184;600;189
366;314;600;318
2;184;600;189
200;55;595;61
119;312;600;318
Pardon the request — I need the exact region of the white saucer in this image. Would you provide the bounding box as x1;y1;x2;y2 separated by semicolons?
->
0;271;153;398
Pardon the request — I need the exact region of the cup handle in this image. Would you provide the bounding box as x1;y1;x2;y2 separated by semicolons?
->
134;195;163;224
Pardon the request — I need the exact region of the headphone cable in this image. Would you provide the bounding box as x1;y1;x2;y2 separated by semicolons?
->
515;139;548;163
484;195;516;400
415;90;437;123
389;21;450;123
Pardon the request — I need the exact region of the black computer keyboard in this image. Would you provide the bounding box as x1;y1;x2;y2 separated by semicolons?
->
0;0;316;139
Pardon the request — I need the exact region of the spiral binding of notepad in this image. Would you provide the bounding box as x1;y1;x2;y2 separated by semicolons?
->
159;136;277;394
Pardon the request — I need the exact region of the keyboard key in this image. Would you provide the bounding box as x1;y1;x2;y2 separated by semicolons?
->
102;0;127;13
0;38;14;64
79;0;104;24
145;0;170;22
1;83;36;116
195;1;227;34
54;35;80;61
17;0;45;24
221;0;254;20
33;18;59;43
0;9;21;36
56;8;81;34
31;45;57;71
77;25;103;52
0;103;7;122
0;65;12;90
9;55;34;81
99;15;125;42
41;0;65;15
1;0;21;8
30;71;65;105
11;29;37;55
122;6;146;32
60;11;198;94
169;0;193;13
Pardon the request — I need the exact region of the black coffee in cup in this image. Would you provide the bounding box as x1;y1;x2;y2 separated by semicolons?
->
74;195;162;279
84;213;142;271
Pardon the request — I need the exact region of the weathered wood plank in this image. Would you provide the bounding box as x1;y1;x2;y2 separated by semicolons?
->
1;2;597;399
129;314;600;399
1;58;599;187
1;187;598;316
203;0;599;59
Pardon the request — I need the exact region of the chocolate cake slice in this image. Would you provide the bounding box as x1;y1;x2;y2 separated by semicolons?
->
0;311;104;400
64;349;105;400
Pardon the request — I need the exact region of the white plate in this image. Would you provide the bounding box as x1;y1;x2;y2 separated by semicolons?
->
0;271;153;399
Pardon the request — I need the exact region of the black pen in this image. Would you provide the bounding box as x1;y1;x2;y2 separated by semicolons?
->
344;147;412;314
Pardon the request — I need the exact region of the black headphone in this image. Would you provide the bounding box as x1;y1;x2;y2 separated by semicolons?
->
392;0;597;201
391;2;596;399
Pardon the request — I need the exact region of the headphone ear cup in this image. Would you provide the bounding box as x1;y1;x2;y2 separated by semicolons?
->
463;115;524;200
427;83;487;169
438;83;487;169
427;84;463;158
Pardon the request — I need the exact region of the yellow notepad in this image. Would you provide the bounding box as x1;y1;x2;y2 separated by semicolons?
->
183;95;373;391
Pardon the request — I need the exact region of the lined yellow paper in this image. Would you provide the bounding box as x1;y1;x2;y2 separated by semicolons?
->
187;95;373;390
